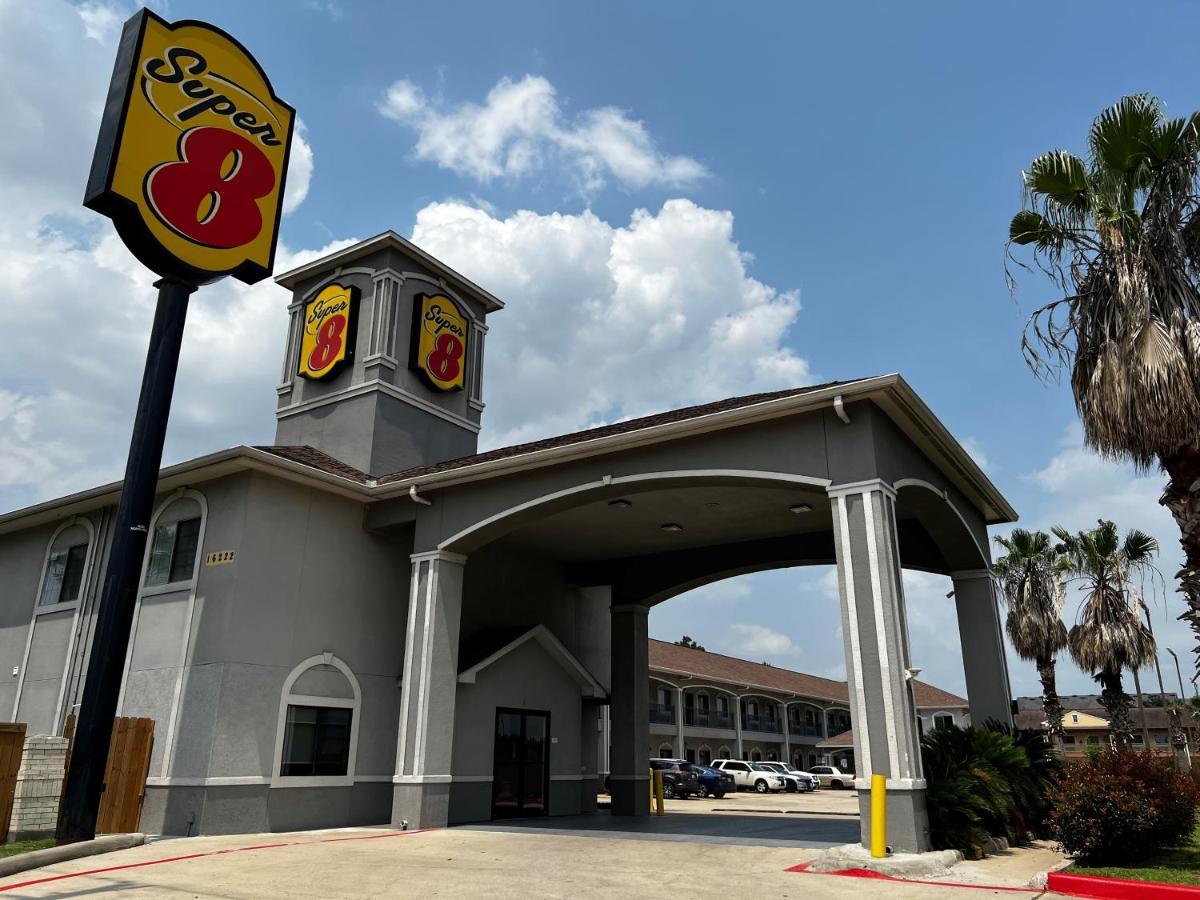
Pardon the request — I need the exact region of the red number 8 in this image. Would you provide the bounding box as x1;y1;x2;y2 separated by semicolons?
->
428;333;463;381
309;315;347;372
145;126;276;249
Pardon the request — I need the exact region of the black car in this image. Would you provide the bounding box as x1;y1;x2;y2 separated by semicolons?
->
649;757;701;798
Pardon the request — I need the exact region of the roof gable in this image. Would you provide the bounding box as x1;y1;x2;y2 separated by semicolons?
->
458;626;605;697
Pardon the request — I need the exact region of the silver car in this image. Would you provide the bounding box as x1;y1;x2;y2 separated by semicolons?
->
759;761;810;792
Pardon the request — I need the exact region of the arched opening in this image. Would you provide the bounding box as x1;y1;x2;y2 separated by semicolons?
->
407;461;1008;852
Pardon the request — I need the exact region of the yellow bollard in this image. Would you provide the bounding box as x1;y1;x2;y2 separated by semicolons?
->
870;773;887;858
649;768;655;814
654;769;665;816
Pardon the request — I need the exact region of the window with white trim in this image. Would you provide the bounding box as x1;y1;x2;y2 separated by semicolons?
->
934;713;954;730
39;524;90;606
273;654;361;787
144;498;202;587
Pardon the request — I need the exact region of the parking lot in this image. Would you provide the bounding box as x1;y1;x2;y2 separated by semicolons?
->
0;826;1065;899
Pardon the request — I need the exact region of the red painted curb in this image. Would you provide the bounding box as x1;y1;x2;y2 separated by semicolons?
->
1047;871;1200;899
0;827;435;893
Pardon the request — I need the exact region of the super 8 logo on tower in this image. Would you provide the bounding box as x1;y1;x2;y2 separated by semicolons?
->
84;10;295;285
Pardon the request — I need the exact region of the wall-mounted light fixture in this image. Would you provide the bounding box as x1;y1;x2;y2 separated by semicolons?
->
608;499;632;509
660;523;683;532
789;503;813;514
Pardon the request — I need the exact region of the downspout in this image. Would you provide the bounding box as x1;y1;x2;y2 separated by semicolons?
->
409;484;432;506
833;395;851;424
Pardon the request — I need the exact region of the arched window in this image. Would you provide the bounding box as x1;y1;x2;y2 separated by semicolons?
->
657;743;673;758
698;745;712;766
272;653;361;787
144;496;203;588
718;746;731;759
750;748;762;762
766;749;778;762
12;517;95;729
38;522;91;607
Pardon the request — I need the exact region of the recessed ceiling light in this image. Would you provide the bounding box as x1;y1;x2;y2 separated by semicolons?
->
661;523;683;532
789;503;813;514
608;499;632;509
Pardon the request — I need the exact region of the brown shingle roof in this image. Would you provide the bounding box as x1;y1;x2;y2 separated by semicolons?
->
377;379;867;483
648;639;966;709
253;446;371;483
818;729;854;748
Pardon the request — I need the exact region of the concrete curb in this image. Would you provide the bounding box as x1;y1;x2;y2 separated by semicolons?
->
806;842;963;877
0;833;145;880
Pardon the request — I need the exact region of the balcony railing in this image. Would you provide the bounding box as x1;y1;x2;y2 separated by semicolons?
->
741;714;783;734
683;709;734;729
649;704;675;725
788;722;823;738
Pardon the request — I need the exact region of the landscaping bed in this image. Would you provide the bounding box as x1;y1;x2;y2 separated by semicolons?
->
1069;824;1200;888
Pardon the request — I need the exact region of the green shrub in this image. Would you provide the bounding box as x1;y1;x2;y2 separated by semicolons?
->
1047;750;1200;863
921;722;1060;854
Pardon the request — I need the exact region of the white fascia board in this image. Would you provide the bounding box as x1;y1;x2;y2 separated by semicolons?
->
377;377;892;497
0;447;373;534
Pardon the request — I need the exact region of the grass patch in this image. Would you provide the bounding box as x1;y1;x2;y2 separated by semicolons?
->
0;839;55;859
1072;824;1200;887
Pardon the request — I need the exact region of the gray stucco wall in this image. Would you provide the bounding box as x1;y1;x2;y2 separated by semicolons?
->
138;471;411;835
450;638;585;824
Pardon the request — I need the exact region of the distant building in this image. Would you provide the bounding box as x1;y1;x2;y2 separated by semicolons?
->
610;639;969;774
1015;694;1199;759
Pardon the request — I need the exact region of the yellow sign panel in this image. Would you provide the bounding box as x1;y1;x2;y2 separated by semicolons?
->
411;294;468;392
85;10;294;285
298;284;359;381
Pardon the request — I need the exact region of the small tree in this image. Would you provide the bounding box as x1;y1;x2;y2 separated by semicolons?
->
994;530;1069;744
1055;520;1159;745
674;636;705;651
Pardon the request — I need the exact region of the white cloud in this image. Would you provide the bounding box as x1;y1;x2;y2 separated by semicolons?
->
413;199;811;447
729;623;801;659
380;75;707;193
76;1;126;45
282;121;314;215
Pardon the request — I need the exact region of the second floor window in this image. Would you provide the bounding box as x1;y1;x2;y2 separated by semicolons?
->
40;530;89;606
145;516;201;586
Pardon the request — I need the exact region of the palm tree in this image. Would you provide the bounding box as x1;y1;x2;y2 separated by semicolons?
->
1054;520;1159;745
1007;95;1200;665
993;530;1069;744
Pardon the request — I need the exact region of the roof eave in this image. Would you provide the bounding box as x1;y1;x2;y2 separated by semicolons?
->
0;446;373;534
373;374;1018;526
273;231;506;312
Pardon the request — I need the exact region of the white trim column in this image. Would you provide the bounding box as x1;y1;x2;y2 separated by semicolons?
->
782;700;791;766
735;696;744;759
829;479;929;852
951;569;1013;728
676;686;686;759
392;550;466;829
610;603;650;816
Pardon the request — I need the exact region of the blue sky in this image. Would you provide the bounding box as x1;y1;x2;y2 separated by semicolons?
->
2;0;1197;702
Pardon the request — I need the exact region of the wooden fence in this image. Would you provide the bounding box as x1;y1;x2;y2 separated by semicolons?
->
0;723;26;842
63;714;155;834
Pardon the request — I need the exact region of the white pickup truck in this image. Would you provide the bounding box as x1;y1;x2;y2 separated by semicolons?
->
711;759;787;793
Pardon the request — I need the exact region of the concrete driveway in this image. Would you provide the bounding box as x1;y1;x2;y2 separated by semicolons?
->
0;827;1074;899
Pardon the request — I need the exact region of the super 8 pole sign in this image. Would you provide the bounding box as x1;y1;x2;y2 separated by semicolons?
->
84;9;294;286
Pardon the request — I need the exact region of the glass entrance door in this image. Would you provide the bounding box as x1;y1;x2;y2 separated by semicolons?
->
491;708;550;819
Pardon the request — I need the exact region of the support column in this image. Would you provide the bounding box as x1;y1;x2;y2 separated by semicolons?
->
829;479;930;852
610;603;649;816
676;686;686;759
392;550;465;829
735;697;744;759
782;701;791;766
951;570;1014;728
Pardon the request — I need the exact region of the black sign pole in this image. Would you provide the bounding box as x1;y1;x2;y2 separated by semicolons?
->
56;277;195;844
